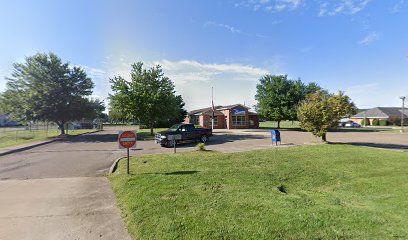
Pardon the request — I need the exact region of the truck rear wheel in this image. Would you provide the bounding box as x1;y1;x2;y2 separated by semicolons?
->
200;134;208;143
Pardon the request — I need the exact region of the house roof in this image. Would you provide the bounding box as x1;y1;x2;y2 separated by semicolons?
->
352;107;407;119
217;104;250;110
188;104;255;115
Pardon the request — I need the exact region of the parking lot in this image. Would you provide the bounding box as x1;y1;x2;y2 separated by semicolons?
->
116;127;408;155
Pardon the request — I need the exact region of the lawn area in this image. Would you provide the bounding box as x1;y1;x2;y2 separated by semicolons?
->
259;121;300;129
0;128;97;148
109;145;408;239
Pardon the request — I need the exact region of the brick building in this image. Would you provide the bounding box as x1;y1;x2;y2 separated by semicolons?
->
184;104;259;129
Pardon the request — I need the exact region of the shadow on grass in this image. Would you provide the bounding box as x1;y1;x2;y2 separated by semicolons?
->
142;170;200;175
330;142;408;150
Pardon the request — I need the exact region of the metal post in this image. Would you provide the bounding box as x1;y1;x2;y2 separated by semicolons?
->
127;148;130;175
211;87;214;130
173;140;176;153
401;96;406;133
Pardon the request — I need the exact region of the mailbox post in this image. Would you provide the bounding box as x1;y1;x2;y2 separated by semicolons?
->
167;134;182;153
270;129;281;146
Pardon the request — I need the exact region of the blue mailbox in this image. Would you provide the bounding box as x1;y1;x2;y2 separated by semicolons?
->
270;129;281;145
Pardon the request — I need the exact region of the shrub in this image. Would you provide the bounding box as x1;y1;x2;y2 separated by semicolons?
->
196;143;206;151
372;119;380;126
361;118;370;126
379;119;388;126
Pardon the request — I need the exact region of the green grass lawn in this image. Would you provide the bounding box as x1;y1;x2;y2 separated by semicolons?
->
109;145;408;239
0;129;97;148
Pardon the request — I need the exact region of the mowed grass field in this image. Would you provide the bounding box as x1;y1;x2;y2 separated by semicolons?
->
0;128;97;148
109;145;408;239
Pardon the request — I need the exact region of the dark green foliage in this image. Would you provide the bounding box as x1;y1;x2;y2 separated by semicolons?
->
372;119;380;126
255;75;321;128
0;52;104;134
109;62;187;135
379;119;388;126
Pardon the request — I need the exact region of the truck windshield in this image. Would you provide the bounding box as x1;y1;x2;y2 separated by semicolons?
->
168;124;181;131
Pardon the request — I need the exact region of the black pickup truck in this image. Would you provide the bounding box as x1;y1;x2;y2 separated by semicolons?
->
155;123;213;147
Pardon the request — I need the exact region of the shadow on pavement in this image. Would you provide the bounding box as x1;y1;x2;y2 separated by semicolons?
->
331;142;408;150
172;134;267;149
61;133;118;143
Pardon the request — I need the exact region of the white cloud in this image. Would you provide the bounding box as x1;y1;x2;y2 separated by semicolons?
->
390;0;404;13
103;56;276;110
358;31;380;45
151;59;270;85
204;21;242;34
318;0;371;16
235;0;302;12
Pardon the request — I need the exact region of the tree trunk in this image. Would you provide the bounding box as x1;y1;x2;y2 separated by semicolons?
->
58;122;65;135
150;126;154;136
322;133;327;142
277;120;281;129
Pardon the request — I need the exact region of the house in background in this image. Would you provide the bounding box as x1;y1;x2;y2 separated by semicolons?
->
350;107;407;125
184;104;259;129
0;113;19;127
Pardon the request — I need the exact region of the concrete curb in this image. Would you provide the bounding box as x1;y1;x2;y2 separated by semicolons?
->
109;157;126;174
0;130;101;157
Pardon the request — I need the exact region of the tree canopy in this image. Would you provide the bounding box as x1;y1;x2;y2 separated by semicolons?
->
109;62;187;135
255;75;321;128
297;90;356;142
0;52;104;134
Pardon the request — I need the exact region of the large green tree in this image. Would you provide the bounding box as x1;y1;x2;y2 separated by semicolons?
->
0;52;104;134
255;75;321;128
109;62;187;135
297;90;356;142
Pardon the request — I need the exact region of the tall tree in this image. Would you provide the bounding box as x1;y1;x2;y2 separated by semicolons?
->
0;52;103;134
255;75;320;128
109;62;187;135
297;90;356;142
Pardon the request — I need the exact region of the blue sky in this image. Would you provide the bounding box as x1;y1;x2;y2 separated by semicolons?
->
0;0;407;111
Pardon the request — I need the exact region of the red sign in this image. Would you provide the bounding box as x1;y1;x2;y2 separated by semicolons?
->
118;131;137;149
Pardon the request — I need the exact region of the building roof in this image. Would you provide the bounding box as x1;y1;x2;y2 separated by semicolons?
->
352;107;407;119
188;104;255;115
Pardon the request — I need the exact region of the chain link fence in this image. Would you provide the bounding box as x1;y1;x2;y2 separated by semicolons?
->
0;120;103;147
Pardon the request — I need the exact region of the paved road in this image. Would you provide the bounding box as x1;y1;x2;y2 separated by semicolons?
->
0;131;126;180
0;130;132;240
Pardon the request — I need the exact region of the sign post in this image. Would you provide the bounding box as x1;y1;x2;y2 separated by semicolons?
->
167;134;182;153
118;130;137;174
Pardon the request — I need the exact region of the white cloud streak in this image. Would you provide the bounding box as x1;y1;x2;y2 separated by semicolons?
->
318;0;371;16
235;0;302;12
358;31;380;45
204;21;242;34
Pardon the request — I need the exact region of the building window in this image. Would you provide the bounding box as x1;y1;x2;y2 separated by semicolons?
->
232;116;245;126
212;116;218;126
191;115;199;125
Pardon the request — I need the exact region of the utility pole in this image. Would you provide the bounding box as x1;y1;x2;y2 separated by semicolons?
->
401;96;406;133
211;87;214;130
